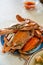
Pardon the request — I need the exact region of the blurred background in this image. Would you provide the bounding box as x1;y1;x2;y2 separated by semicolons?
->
0;0;43;29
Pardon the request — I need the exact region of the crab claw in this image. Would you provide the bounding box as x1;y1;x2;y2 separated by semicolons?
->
16;15;25;22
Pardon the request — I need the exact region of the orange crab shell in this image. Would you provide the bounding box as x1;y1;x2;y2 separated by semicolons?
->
22;37;39;52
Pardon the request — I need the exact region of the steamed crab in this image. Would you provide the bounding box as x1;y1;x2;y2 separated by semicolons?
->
0;15;43;60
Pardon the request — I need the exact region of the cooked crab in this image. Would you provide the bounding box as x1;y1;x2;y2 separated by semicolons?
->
0;15;43;61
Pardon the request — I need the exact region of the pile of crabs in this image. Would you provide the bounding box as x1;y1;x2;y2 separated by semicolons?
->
0;15;43;60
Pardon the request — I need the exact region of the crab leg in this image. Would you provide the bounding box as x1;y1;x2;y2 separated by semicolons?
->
0;29;14;35
2;33;14;53
2;37;11;53
19;50;27;54
20;54;30;60
35;30;42;38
